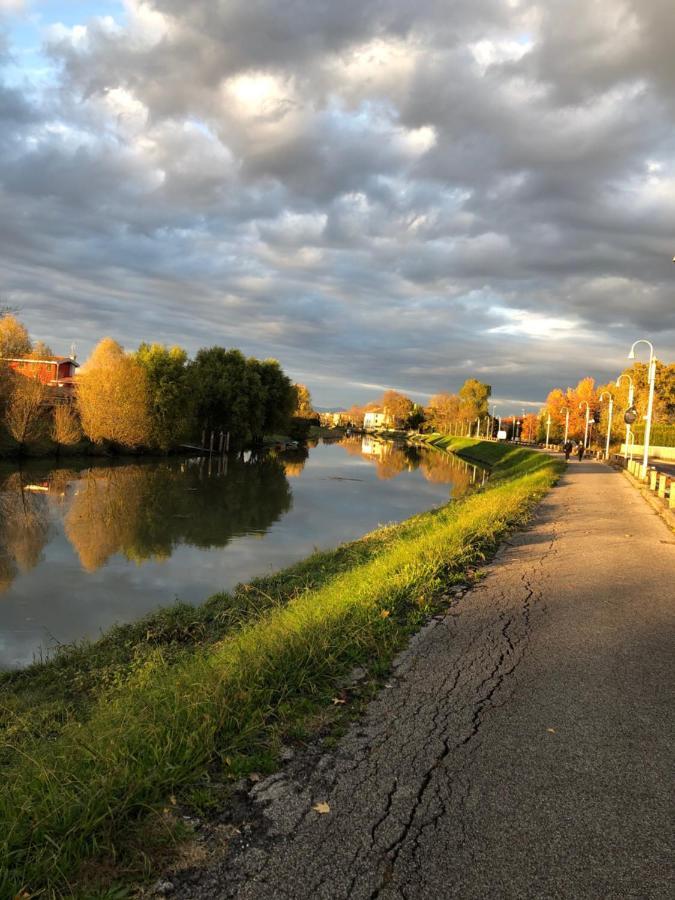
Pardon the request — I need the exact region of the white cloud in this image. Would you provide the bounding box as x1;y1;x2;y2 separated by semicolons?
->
470;36;533;71
487;308;583;340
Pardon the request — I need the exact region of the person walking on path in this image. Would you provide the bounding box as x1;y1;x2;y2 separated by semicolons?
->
576;442;585;461
563;440;573;461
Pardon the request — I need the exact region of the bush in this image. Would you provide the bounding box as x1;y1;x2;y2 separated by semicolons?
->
632;423;675;448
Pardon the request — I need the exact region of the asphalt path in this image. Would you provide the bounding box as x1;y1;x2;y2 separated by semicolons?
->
178;459;674;899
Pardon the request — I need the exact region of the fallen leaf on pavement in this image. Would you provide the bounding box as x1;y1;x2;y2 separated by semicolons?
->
332;697;347;705
547;728;556;734
312;801;331;814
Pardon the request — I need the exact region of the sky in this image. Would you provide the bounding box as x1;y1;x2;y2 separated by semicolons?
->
0;0;673;413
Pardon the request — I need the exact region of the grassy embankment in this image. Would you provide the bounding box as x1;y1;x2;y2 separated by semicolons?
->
0;439;564;898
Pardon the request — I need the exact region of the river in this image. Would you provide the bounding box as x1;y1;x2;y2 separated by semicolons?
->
0;437;485;669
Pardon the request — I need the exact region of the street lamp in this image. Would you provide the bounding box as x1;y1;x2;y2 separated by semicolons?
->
560;406;571;446
579;400;590;449
615;373;634;461
625;430;636;463
545;412;551;449
599;390;614;460
628;339;656;472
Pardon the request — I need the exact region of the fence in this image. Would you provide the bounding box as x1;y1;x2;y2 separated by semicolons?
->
623;457;675;511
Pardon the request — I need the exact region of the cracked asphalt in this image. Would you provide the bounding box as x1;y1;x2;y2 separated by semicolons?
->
177;460;674;899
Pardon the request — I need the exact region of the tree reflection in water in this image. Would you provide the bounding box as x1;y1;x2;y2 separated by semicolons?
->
0;439;480;593
277;447;309;479
0;471;53;592
0;455;292;587
64;456;293;571
348;436;478;496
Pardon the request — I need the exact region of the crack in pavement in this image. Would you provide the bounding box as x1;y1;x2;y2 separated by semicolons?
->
171;463;674;900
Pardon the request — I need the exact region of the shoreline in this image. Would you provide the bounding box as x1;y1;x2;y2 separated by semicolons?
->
0;439;564;898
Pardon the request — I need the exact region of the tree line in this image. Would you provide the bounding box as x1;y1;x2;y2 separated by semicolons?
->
0;314;302;455
543;365;675;446
337;379;492;432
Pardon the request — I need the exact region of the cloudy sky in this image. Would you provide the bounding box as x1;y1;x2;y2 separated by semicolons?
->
0;0;673;411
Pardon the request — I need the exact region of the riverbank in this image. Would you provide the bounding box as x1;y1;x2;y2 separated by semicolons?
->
0;440;564;898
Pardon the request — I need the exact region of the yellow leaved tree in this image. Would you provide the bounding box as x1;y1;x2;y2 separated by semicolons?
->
77;338;151;448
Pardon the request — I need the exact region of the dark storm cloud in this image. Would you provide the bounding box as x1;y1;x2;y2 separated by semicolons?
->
0;0;673;410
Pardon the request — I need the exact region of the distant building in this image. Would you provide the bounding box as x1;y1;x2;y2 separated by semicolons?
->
363;410;390;430
2;356;79;396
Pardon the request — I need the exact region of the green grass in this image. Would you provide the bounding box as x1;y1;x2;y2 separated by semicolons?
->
0;440;564;898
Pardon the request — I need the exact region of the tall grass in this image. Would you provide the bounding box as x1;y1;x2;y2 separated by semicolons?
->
0;441;563;897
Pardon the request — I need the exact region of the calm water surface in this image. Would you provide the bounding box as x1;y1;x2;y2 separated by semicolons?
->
0;438;484;669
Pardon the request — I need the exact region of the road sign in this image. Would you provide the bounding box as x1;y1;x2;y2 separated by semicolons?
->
624;406;638;425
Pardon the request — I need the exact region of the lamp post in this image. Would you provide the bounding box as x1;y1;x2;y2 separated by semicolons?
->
545;412;551;449
626;430;635;463
599;390;614;460
476;416;480;438
561;406;570;445
628;339;656;473
615;373;634;461
579;400;590;449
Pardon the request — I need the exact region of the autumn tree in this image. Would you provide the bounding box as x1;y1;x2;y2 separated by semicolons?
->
544;387;569;441
0;314;31;359
77;338;152;447
52;403;82;451
135;342;192;450
5;377;48;448
521;413;539;442
382;390;414;427
458;379;491;420
30;340;54;359
0;361;13;413
293;383;315;418
426;393;460;433
613;362;675;425
344;404;365;427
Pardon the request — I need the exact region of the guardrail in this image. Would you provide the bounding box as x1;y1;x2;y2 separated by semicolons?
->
616;455;675;510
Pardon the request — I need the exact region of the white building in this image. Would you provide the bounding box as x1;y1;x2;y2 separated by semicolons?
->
363;411;390;430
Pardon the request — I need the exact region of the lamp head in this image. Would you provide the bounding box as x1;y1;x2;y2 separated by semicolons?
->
628;348;635;360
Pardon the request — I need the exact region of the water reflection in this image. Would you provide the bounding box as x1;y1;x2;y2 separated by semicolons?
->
0;455;292;589
0;440;483;668
0;473;52;590
341;436;482;495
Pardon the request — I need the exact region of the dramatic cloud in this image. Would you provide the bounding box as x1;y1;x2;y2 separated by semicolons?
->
0;0;673;409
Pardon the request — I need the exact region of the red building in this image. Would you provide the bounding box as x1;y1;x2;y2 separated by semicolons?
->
2;356;79;394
